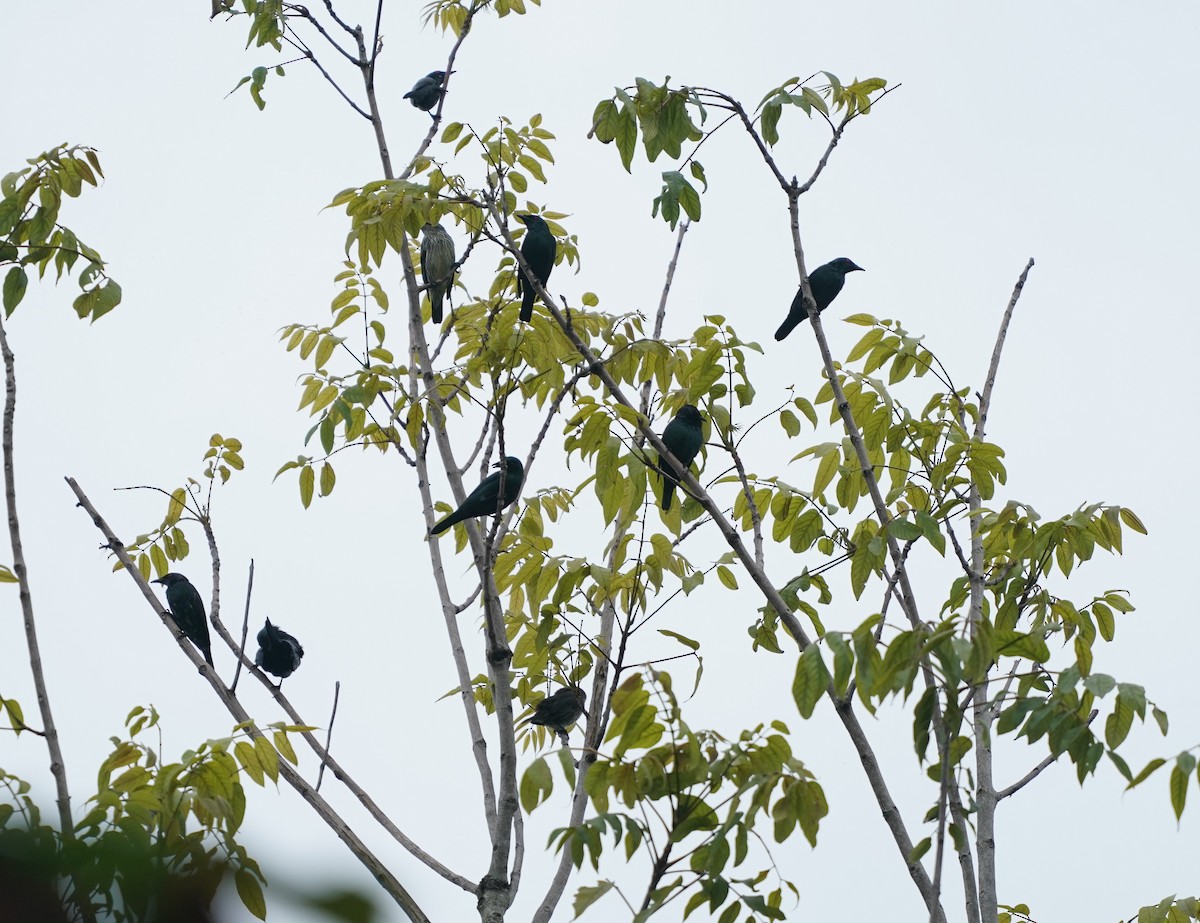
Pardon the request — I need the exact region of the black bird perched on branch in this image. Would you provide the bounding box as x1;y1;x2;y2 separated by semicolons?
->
657;404;705;511
255;619;304;681
774;257;865;341
516;214;556;322
420;223;455;324
152;573;213;666
430;456;525;535
404;70;448;114
530;686;587;744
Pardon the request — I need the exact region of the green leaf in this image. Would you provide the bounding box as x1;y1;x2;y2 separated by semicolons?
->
1126;757;1165;789
888;517;922;541
658;629;699;651
1170;763;1188;820
615;104;637;171
716;565;738;590
3;266;27;315
573;880;614;918
235;868;267;920
520;757;553;813
0;564;18;583
761;101;782;146
1119;507;1147;534
299;465;315;508
791;645;830;719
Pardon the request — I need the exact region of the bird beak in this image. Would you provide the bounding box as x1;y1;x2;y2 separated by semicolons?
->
852;263;865;272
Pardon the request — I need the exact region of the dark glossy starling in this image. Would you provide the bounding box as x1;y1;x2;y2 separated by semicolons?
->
404;71;448;114
152;573;213;666
530;686;587;743
255;618;304;680
515;214;556;322
430;456;525;535
420;223;455;324
774;258;865;341
657;404;705;511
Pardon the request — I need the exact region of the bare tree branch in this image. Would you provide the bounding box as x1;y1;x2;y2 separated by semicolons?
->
0;314;94;923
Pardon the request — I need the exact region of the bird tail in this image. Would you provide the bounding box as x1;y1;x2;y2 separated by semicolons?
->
519;289;535;323
431;292;444;324
430;511;460;536
658;466;677;511
775;317;803;341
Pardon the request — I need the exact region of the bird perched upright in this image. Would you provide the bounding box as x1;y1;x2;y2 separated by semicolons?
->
430;456;525;535
255;619;304;681
774;257;865;341
152;573;213;666
530;686;587;744
420;223;455;324
516;214;556;322
403;70;448;114
656;404;706;511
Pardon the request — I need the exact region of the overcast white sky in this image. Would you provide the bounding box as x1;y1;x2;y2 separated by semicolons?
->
2;2;1199;921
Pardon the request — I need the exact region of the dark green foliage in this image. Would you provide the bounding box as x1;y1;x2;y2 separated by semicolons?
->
152;573;213;666
656;404;705;511
430;456;525;535
774;257;864;341
516;214;556;322
419;223;455;324
255;618;304;680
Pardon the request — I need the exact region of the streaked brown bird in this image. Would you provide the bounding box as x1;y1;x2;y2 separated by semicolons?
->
420;222;455;324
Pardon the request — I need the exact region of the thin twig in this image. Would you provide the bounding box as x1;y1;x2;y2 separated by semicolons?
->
977;259;1035;438
229;559;255;694
316;680;341;792
997;709;1097;801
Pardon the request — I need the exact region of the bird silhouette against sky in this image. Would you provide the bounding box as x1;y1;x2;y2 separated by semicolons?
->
404;70;448;115
516;214;556;322
152;573;213;666
775;257;864;341
430;456;525;535
255;618;304;681
657;404;705;511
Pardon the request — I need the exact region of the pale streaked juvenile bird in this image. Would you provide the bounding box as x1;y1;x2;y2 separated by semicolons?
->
420;223;455;324
255;618;304;681
775;257;864;341
152;573;213;666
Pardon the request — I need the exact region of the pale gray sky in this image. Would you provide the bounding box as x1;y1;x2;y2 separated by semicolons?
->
2;2;1198;921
